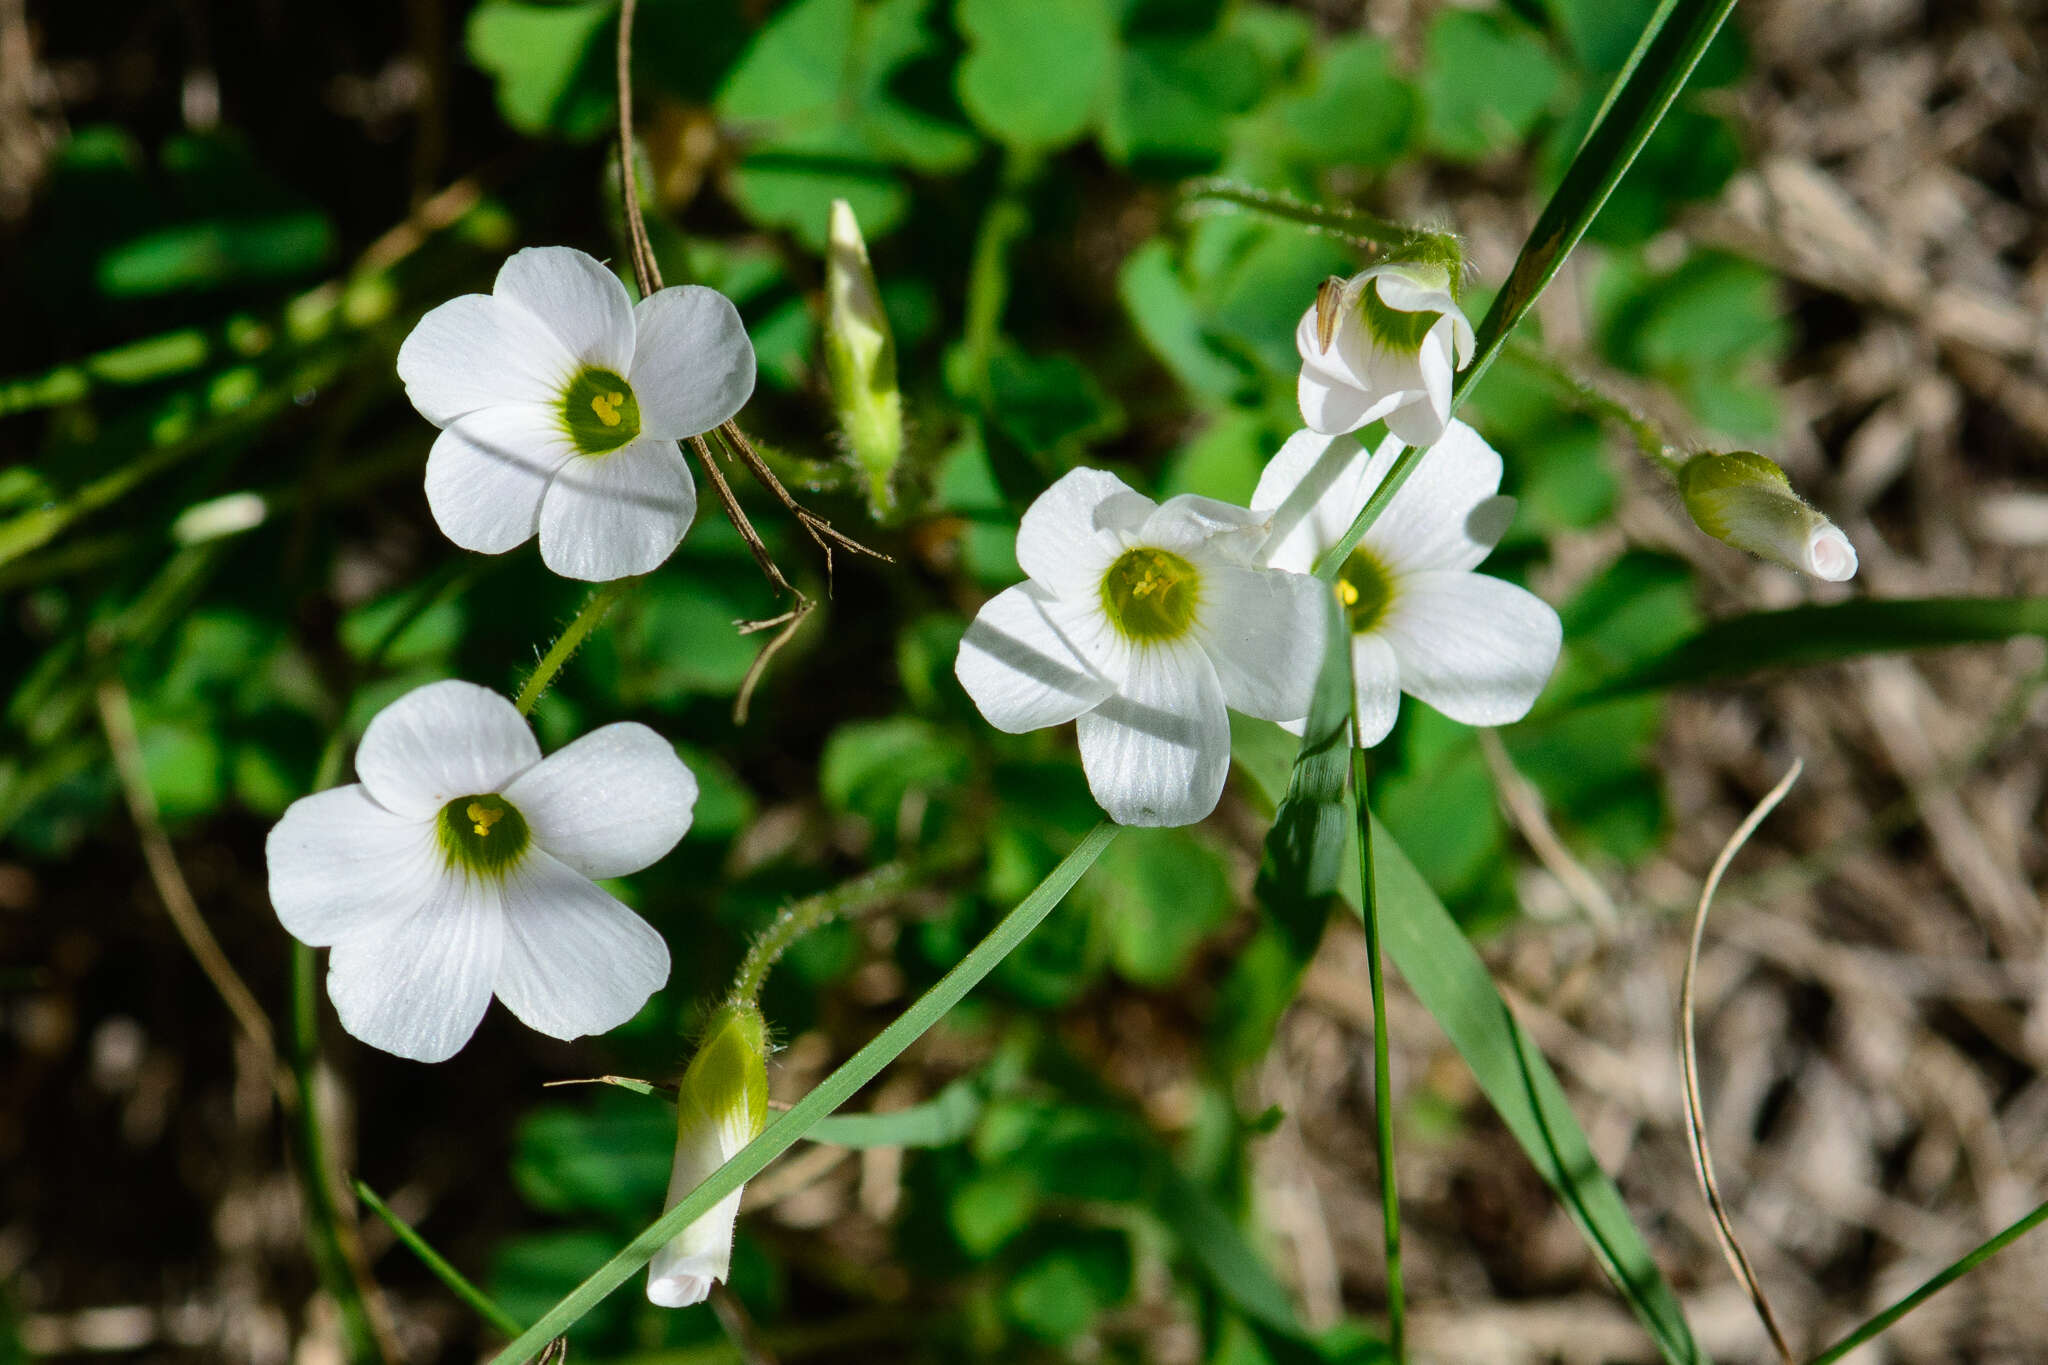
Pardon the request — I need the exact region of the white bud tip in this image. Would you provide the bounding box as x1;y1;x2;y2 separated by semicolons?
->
1804;526;1858;581
647;1272;715;1308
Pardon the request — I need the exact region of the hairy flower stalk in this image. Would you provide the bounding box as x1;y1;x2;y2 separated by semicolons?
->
647;1003;771;1308
1678;451;1858;582
823;199;905;520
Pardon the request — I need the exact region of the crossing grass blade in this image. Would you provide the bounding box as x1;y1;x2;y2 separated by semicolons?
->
483;822;1119;1364
1312;0;1740;581
1806;1198;2048;1365
1361;818;1705;1365
1582;596;2048;699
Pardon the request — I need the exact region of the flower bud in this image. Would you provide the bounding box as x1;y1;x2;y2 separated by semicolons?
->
823;198;905;521
646;1002;770;1308
1678;451;1857;582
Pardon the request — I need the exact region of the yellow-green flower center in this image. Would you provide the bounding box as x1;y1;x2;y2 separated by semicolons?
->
1358;268;1450;355
561;367;641;455
437;794;530;876
1101;547;1200;641
1336;546;1395;634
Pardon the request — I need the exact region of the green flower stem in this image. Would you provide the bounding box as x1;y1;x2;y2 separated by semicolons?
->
514;576;642;716
961;146;1040;409
1806;1199;2048;1365
728;860;921;1006
1311;0;1738;582
1351;745;1403;1359
289;940;388;1363
1179;179;1454;258
485;822;1120;1364
353;1179;524;1339
1503;335;1685;478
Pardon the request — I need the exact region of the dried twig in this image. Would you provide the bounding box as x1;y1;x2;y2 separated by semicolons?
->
1680;759;1804;1365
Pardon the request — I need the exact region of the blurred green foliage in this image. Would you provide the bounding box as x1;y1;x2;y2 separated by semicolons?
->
2;0;1790;1358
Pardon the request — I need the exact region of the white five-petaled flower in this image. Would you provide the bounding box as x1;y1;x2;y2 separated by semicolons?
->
954;470;1327;827
1253;420;1561;746
265;680;696;1062
397;246;756;582
1296;261;1475;449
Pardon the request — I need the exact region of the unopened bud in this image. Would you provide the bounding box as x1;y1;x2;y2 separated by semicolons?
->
1679;451;1857;582
823;199;905;520
646;1003;770;1308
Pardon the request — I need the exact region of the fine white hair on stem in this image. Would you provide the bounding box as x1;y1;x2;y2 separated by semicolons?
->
1680;758;1803;1365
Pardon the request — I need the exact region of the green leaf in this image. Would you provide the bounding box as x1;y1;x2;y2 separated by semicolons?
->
819;715;971;833
1586;597;2048;699
1422;9;1561;162
485;823;1120;1362
466;0;616;141
1268;35;1417;169
955;0;1117;151
1251;592;1353;961
1118;241;1251;400
1365;818;1703;1364
1087;827;1235;985
809;1075;987;1148
718;0;974;244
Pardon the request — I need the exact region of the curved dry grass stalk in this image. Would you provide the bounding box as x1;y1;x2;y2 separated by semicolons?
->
1680;758;1804;1365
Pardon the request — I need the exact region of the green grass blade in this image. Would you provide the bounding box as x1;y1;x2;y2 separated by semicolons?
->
1154;1165;1319;1342
1312;0;1739;581
353;1180;524;1338
1351;748;1403;1358
1808;1199;2048;1365
484;821;1119;1363
1584;596;2048;698
1365;818;1703;1365
1252;593;1357;957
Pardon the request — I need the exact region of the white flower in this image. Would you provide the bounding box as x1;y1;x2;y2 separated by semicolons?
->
1678;450;1858;582
647;1004;769;1309
1296;262;1475;449
954;469;1327;827
397;246;756;582
265;680;695;1062
1253;421;1561;746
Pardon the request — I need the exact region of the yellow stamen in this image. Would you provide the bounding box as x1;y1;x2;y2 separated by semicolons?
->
591;391;625;427
1336;579;1359;607
467;801;504;837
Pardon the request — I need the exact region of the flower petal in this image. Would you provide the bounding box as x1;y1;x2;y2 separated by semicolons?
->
424;406;581;555
1075;638;1230;827
1251;428;1376;574
1297;365;1400;437
326;868;502;1062
495;246;637;373
493;849;670;1042
537;439;698;582
1370;268;1459;318
355;680;541;818
1379;571;1562;727
397;294;578;427
1139;494;1271;564
1016;467;1145;597
266;785;439;946
647;1108;752;1307
1195;564;1327;722
1364;420;1509;574
630;286;758;438
502;723;697;880
955;582;1116;733
1381;325;1455;448
1351;633;1403;747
